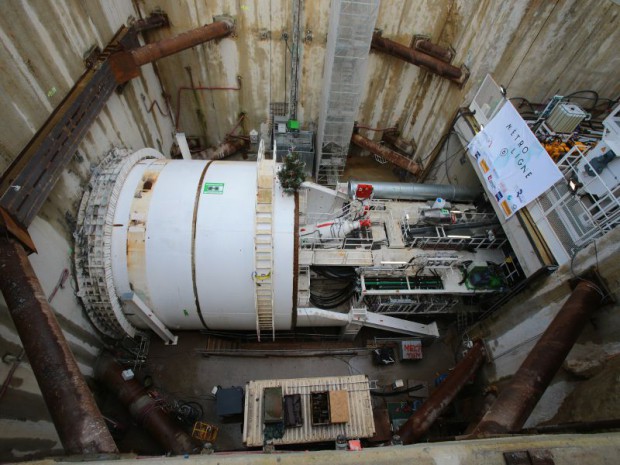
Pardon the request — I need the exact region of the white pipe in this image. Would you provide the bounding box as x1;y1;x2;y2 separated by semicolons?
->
175;132;192;160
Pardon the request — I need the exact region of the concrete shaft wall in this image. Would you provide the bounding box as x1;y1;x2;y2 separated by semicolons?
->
0;1;175;460
139;0;620;168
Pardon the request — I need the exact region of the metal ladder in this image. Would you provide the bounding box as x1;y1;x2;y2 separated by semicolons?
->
254;141;275;341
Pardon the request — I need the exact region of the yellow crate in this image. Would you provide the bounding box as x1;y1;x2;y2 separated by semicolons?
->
192;421;219;442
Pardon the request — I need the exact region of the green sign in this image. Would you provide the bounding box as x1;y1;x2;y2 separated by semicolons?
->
203;182;224;194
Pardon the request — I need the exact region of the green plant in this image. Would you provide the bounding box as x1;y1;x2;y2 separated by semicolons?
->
277;151;305;193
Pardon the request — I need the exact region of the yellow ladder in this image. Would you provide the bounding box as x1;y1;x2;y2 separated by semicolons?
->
254;141;275;341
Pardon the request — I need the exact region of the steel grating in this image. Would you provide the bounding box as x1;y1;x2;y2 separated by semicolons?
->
316;0;380;186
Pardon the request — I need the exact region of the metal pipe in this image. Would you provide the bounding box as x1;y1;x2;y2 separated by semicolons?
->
381;131;415;155
414;39;454;63
347;180;480;202
397;340;486;444
110;20;234;84
131;20;234;66
470;281;603;436
371;33;467;85
351;133;422;176
0;238;118;456
201;138;250;160
95;355;200;455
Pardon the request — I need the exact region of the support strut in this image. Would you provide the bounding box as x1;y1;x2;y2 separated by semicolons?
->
0;238;118;456
371;33;467;85
351;133;422;176
110;19;234;83
398;340;486;444
95;355;200;455
470;281;604;436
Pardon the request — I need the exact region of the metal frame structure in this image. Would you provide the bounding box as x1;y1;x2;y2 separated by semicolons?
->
316;0;380;185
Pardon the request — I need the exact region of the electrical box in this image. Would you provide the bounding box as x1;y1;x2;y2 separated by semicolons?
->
287;119;300;131
546;103;587;133
400;340;423;360
263;387;284;423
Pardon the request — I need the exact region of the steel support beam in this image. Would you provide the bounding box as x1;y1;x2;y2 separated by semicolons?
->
351;133;422;176
398;340;486;444
202;138;250;160
470;281;604;436
110;19;234;83
0;238;118;456
372;33;468;85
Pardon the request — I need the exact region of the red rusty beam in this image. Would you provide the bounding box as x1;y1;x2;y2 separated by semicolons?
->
372;33;467;85
0;238;118;455
110;19;234;83
351;133;422;176
470;281;604;436
95;355;200;455
397;340;486;444
202;138;249;160
414;38;454;63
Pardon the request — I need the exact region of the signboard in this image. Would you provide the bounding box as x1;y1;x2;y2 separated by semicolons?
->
468;102;563;218
203;182;224;194
400;340;423;360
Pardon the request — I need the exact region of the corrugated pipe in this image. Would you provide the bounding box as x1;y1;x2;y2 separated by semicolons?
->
371;33;467;85
469;281;604;436
397;340;486;444
347;181;480;202
0;238;118;456
95;355;201;455
351;133;422;176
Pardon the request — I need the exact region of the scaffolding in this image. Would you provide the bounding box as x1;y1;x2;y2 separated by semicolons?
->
316;0;380;186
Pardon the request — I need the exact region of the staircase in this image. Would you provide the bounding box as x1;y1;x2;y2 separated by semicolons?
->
254;141;275;341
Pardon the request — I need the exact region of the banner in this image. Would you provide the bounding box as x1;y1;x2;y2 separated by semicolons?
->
468;102;563;218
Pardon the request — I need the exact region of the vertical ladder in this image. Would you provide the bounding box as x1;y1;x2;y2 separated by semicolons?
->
254;141;275;341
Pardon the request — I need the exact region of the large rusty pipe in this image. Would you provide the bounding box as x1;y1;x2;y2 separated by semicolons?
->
372;33;466;84
414;39;454;63
131;20;233;66
398;340;486;444
351;133;422;176
110;20;234;84
0;238;118;456
202;138;249;160
470;281;603;436
95;355;200;455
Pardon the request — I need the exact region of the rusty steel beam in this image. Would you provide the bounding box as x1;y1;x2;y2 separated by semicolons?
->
0;27;137;232
351;133;422;176
470;281;604;436
132;12;170;33
95;355;200;455
110;19;234;83
414;38;454;63
397;340;486;444
382;130;415;156
202;138;249;160
0;238;118;456
372;33;467;85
